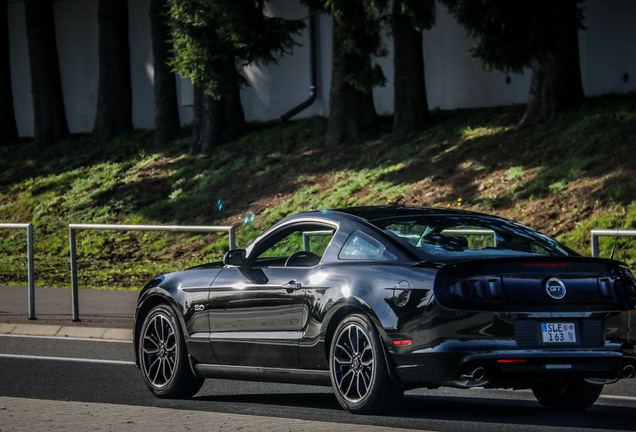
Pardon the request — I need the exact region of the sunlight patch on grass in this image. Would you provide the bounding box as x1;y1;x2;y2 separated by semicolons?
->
459;125;509;141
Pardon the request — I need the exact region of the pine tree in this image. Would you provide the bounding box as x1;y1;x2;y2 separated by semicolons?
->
92;0;133;145
442;0;585;128
168;0;304;152
1;0;18;144
392;0;435;136
150;0;181;146
24;0;69;145
303;0;387;146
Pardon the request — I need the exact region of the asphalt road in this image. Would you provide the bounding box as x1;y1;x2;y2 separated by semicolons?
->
1;334;635;432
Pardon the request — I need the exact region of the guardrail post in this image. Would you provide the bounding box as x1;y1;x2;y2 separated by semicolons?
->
1;223;36;319
27;224;35;320
69;226;80;322
67;223;235;321
229;227;236;250
591;232;600;257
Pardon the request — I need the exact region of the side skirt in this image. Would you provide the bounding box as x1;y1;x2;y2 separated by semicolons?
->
194;364;332;386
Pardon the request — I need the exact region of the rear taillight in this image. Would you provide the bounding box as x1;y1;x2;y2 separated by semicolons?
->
446;276;505;303
618;267;636;301
597;277;614;298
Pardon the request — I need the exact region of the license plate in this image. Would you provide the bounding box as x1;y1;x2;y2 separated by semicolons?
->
541;322;576;343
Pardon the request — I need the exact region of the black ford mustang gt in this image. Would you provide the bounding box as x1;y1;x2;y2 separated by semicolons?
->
133;206;636;413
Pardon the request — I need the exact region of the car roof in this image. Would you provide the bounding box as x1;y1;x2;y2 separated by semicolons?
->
329;205;491;222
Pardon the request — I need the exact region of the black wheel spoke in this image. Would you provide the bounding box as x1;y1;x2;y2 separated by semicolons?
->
143;347;159;356
343;370;355;398
338;369;353;388
360;369;370;392
144;335;159;348
356;373;363;399
335;343;353;361
151;358;162;384
347;327;355;354
161;359;169;383
159;317;166;342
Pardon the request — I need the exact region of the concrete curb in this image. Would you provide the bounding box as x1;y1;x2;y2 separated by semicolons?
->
0;396;432;432
0;323;132;341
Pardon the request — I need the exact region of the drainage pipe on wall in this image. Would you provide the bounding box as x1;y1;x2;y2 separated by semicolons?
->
280;8;317;122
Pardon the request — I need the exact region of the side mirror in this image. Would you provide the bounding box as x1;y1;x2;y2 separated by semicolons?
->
223;249;246;267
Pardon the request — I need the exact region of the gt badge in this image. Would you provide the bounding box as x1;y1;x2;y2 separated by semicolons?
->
545;277;567;300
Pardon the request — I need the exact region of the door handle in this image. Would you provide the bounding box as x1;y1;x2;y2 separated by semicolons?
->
282;281;302;290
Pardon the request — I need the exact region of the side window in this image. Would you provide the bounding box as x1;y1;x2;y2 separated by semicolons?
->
339;231;389;260
255;225;335;267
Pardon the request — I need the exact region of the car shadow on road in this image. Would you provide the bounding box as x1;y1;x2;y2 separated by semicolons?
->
194;391;636;431
398;394;636;431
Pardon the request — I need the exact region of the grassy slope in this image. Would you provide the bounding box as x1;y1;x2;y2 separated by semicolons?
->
1;92;636;290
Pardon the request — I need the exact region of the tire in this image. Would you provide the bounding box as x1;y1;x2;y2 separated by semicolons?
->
138;304;203;398
532;379;603;411
329;313;404;413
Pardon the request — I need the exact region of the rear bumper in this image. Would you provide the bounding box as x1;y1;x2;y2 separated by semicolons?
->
391;339;636;389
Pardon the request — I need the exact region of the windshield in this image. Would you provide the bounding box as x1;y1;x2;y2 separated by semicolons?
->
369;214;575;259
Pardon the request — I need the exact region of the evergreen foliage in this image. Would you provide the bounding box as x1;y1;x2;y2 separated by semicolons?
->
442;0;585;127
168;0;305;99
394;0;435;32
302;0;387;93
441;0;585;73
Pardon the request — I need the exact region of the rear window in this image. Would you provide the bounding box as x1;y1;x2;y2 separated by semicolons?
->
370;214;573;259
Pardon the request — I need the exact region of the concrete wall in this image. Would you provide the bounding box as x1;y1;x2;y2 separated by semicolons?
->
7;0;636;138
8;0;33;137
580;0;636;96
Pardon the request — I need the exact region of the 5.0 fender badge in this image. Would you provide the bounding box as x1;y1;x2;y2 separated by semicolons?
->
545;277;567;300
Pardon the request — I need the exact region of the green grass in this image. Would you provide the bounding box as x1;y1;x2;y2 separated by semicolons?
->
2;93;636;289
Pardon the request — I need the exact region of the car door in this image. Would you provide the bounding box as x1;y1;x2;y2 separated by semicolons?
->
208;222;336;368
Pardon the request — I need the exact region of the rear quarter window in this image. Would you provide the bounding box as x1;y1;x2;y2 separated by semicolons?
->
339;231;394;260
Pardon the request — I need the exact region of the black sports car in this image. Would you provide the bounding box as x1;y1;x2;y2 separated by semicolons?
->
134;206;636;413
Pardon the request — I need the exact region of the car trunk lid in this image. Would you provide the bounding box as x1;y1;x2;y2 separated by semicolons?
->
429;256;636;312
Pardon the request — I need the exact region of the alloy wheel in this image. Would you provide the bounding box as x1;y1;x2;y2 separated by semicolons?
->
141;312;177;389
332;323;375;402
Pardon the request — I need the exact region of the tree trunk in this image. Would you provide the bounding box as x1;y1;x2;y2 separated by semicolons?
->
24;0;69;145
220;79;245;144
1;0;18;144
149;0;180;147
392;0;428;136
191;84;217;153
325;6;376;147
518;2;584;128
191;81;245;154
92;0;132;145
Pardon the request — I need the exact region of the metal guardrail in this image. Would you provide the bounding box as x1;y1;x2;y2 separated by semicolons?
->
68;223;236;321
591;229;636;257
0;223;35;319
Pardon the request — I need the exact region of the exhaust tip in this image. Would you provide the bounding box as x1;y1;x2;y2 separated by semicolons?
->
620;364;635;379
462;366;486;382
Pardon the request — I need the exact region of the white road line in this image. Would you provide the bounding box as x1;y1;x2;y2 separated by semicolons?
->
0;334;132;344
0;334;132;343
502;388;636;402
0;353;135;366
599;394;636;402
